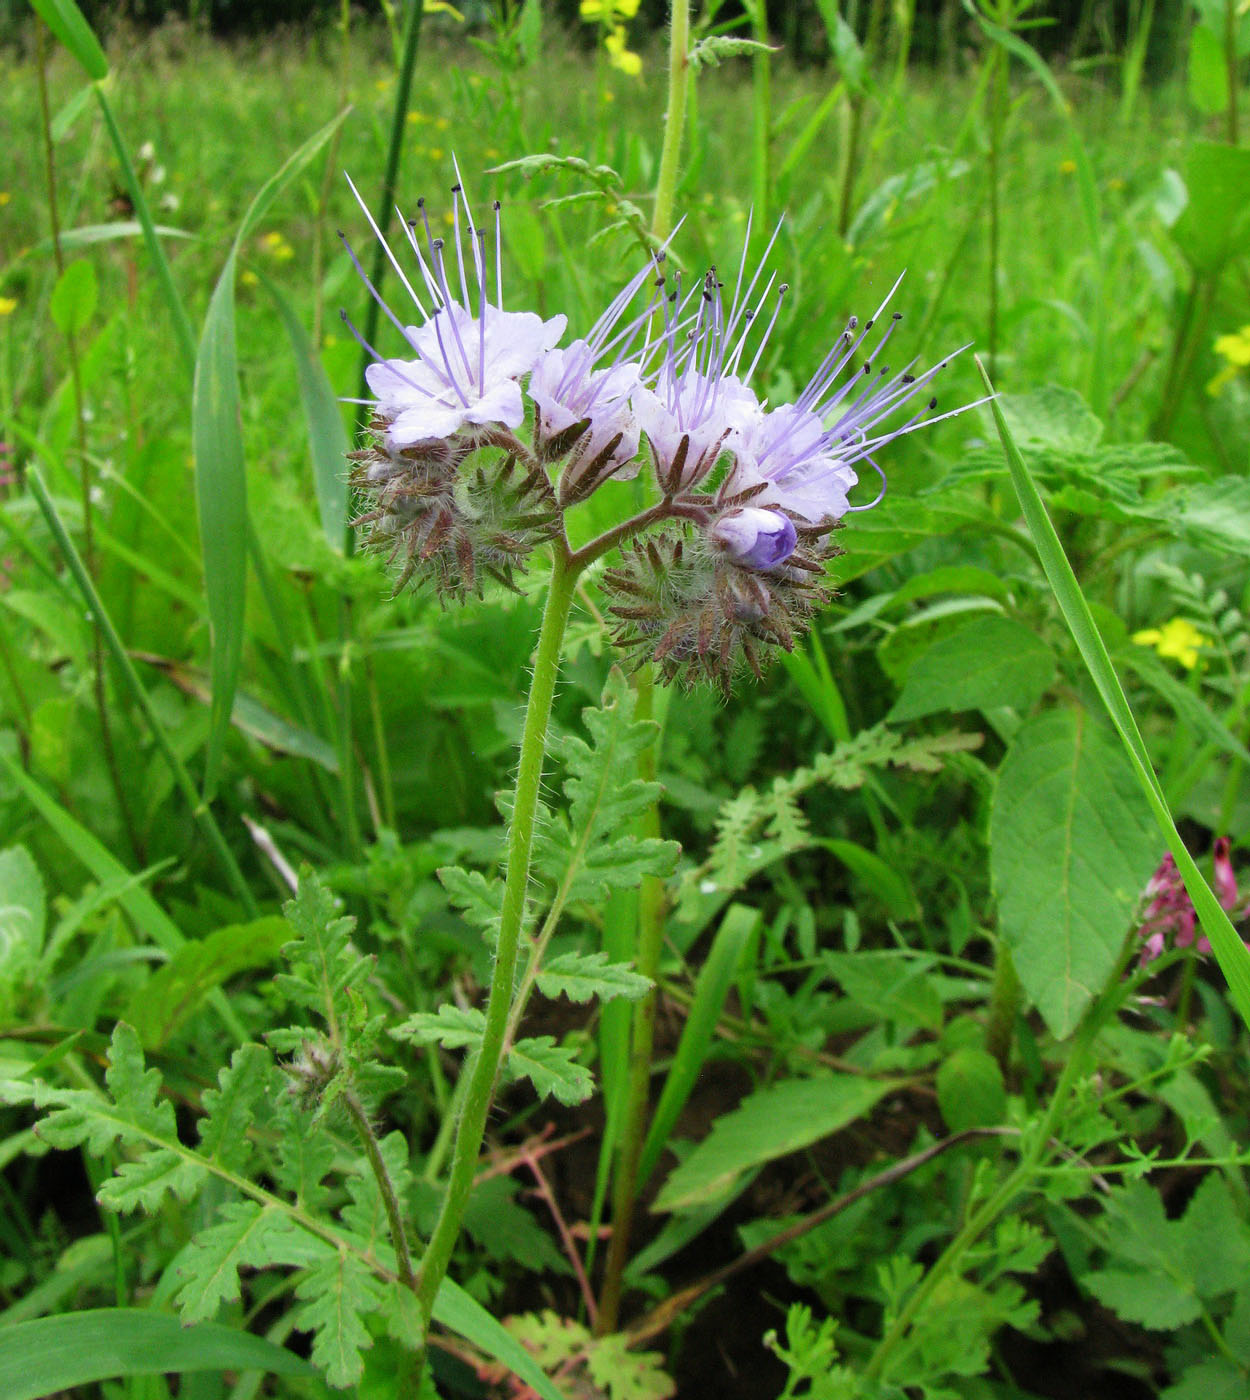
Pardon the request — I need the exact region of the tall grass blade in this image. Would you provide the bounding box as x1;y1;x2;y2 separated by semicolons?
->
28;468;258;919
636;903;758;1188
263;274;350;551
0;1309;312;1400
979;358;1250;1031
433;1278;569;1400
193;112;349;797
0;745;247;1041
28;0;107;79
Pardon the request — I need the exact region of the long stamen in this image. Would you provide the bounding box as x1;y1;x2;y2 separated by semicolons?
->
338;231;423;352
345;172;429;321
843;455;888;512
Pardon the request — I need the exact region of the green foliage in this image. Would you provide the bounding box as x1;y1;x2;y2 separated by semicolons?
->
499;1311;676;1400
534;668;680;904
1082;1177;1250;1331
990;707;1160;1037
655;1074;895;1212
536;949;653;1003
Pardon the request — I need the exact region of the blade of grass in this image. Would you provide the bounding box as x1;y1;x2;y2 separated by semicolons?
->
193;111;349;798
261;273;349;552
28;0;107;80
636;903;759;1189
0;1309;312;1400
979;357;1250;1030
28;467;259;919
0;747;248;1042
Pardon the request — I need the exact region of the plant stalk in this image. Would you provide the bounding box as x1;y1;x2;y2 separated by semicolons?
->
412;544;580;1353
342;1090;417;1290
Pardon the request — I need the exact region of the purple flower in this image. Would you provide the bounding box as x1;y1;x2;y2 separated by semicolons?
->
342;171;566;449
710;507;798;571
726;271;982;525
633;261;770;493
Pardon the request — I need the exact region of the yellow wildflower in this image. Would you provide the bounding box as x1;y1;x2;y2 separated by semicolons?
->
581;0;640;15
1207;325;1250;396
261;231;294;262
1214;326;1250;367
240;269;259;287
1132;618;1210;670
605;24;642;75
0;193;10;206
0;296;16;316
1058;158;1077;175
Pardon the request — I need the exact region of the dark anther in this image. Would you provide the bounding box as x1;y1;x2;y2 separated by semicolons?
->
863;362;872;375
451;183;462;194
902;374;916;384
493;200;501;210
417;197;425;208
928;396;938;409
866;318;875;329
893;312;902;320
848;316;859;329
779;283;790;294
433;238;445;250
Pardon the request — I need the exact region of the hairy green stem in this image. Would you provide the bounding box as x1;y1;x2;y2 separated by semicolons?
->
342;1090;417;1290
412;545;580;1347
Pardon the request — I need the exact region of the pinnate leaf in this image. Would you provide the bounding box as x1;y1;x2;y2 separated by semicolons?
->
294;1250;385;1387
392;1004;486;1051
536;951;652;1004
507;1036;593;1105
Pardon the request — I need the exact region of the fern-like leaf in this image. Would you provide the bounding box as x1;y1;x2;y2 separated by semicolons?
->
537;951;652;1004
294;1250;386;1387
508;1037;593;1105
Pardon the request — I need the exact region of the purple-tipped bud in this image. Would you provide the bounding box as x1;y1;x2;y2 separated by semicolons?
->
711;506;798;571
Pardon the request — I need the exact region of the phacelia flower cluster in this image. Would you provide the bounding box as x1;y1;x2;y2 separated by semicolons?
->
344;169;981;690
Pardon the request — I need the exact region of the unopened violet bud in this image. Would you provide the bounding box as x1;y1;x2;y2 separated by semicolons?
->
711;507;798;571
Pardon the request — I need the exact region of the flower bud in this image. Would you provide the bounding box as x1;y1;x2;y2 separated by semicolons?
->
710;507;798;570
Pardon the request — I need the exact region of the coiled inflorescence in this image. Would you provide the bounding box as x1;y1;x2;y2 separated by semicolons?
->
343;169;981;687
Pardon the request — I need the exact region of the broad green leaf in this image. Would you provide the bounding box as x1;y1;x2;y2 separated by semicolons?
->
125;919;287;1049
1171;477;1250;555
889;615;1055;721
637;903;758;1189
996;385;1103;454
655;1074;894;1212
28;0;108;78
1171;142;1250;271
392;1004;486;1051
990;707;1158;1038
936;1048;1007;1133
263;274;349;551
829;491;999;586
1162;1360;1249;1400
194;111;349;798
982;361;1250;1034
1188;23;1228;114
49;259;98;337
536;951;652;1004
508;1036;593;1106
0;1308;311;1400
